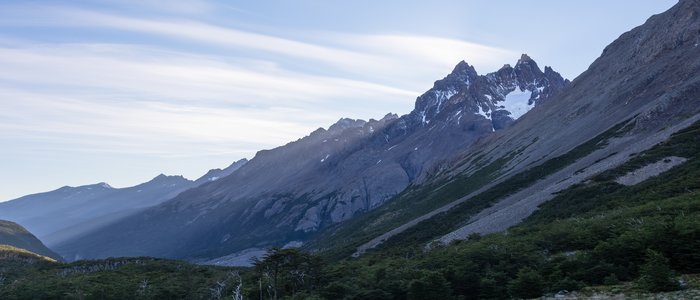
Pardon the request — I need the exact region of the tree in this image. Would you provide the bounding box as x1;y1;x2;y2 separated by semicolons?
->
253;247;324;299
637;249;679;292
508;267;544;299
407;271;452;300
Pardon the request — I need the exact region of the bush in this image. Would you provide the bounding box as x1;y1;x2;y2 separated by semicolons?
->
508;268;544;299
637;250;679;292
407;271;452;300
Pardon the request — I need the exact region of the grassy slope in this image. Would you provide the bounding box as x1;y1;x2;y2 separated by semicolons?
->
0;220;63;261
0;245;57;263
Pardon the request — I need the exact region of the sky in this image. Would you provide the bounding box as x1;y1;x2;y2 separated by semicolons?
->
0;0;677;201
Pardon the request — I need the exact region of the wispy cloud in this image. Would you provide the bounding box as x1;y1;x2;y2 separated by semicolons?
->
0;43;418;104
0;2;520;199
0;4;518;85
0;7;517;161
0;88;319;156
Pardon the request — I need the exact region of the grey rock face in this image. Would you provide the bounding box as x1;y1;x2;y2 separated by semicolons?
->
55;55;568;261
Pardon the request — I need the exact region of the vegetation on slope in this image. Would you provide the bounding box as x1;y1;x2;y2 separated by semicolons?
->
2;121;697;299
307;119;700;299
0;245;57;263
0;257;247;300
307;119;631;260
0;220;63;261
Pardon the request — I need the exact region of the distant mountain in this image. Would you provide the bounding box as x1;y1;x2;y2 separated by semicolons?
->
0;159;247;248
0;220;62;262
193;159;248;186
54;55;568;261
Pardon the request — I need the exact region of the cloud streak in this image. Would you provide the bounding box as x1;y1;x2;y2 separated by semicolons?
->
0;2;521;200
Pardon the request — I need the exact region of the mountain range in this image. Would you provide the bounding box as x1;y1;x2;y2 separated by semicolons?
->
52;52;570;262
0;159;247;249
2;0;698;273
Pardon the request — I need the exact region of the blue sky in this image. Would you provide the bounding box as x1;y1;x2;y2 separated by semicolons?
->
0;0;676;201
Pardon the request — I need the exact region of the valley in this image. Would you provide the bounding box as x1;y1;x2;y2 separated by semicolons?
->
1;0;698;299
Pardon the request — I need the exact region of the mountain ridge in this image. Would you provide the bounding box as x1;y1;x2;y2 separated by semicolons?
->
0;159;248;247
0;220;63;262
54;54;569;262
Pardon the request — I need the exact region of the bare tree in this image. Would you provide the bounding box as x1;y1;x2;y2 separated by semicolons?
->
230;271;244;300
210;280;226;300
137;279;150;298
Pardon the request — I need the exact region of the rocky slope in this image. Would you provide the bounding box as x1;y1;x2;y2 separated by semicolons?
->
0;220;63;261
0;159;247;247
314;0;700;257
54;55;568;261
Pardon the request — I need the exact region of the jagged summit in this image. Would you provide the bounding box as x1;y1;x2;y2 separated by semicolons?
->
516;53;534;63
327;118;367;133
149;173;189;183
412;55;568;129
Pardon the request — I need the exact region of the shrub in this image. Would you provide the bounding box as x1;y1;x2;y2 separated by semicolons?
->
637;249;679;292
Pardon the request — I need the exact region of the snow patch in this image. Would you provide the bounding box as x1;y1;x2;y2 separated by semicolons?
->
433;89;457;114
320;154;330;163
477;104;491;120
502;87;534;119
209;176;219;181
484;94;492;101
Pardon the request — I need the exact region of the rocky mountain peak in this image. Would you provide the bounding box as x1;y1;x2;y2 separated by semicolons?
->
412;55;568;129
97;182;113;189
448;60;479;82
513;53;544;84
516;53;534;64
148;174;189;185
328;118;367;133
378;113;399;123
226;158;248;169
